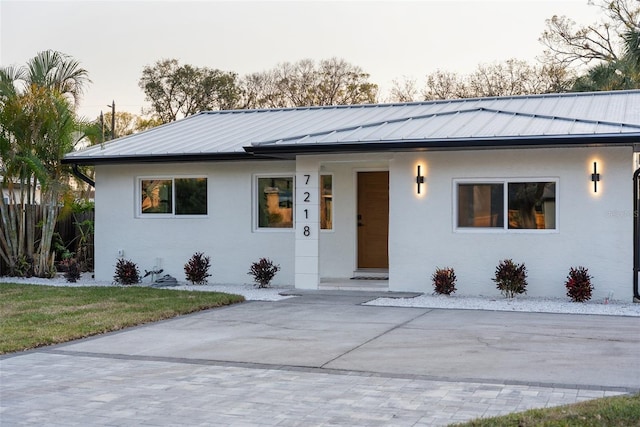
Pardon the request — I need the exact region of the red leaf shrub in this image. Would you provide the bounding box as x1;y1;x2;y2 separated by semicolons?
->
493;259;527;298
184;252;212;285
248;258;280;288
432;267;457;295
565;266;593;302
113;258;141;285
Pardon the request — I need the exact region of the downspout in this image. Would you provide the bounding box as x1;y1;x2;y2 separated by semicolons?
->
71;164;95;188
634;167;640;302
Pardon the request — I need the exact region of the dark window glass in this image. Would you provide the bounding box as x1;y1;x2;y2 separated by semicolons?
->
458;183;504;228
176;178;207;215
508;182;556;229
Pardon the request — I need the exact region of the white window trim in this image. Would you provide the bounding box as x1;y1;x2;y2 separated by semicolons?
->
253;174;296;232
453;177;559;234
136;175;209;218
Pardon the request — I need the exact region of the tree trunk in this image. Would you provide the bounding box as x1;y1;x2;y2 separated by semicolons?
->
34;202;58;277
0;195;23;275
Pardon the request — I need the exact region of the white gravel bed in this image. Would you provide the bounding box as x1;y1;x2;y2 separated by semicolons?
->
0;275;294;302
365;293;640;317
2;275;639;315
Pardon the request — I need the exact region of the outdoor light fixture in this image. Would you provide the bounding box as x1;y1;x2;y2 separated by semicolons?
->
416;165;425;194
591;161;601;192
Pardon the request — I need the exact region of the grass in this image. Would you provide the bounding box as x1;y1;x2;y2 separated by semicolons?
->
0;283;245;354
451;392;640;427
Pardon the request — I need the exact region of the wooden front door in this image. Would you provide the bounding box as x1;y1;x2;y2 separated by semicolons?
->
357;171;389;269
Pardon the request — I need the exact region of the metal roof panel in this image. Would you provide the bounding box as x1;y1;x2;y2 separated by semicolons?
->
64;90;640;164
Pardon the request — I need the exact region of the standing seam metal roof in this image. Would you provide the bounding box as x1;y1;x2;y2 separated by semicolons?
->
63;90;640;164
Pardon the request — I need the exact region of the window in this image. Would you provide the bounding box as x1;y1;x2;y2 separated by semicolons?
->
320;174;333;230
458;183;504;228
140;177;207;216
257;176;293;228
508;182;556;230
456;180;556;231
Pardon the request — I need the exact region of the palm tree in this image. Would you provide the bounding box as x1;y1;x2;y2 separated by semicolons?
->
0;50;90;277
572;26;640;92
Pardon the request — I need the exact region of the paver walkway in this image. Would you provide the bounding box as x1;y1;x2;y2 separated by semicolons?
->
1;291;639;426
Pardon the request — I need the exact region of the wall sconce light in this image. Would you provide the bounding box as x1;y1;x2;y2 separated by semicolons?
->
416;165;425;194
591;161;601;192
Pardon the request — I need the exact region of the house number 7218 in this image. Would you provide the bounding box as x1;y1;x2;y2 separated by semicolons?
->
303;174;311;236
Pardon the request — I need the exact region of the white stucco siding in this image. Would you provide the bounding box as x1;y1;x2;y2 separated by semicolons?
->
94;161;296;286
389;147;635;300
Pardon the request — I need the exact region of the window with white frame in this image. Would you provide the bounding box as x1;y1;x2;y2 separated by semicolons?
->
256;176;294;228
456;180;557;230
140;177;207;216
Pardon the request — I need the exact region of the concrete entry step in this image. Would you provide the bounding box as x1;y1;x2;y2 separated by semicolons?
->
320;278;389;292
351;269;389;280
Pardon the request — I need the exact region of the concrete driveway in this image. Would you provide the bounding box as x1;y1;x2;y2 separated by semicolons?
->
2;291;639;426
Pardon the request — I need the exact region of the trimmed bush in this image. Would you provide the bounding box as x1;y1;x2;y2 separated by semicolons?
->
432;267;457;295
248;258;280;288
565;266;594;302
113;258;141;285
184;252;212;285
493;259;527;298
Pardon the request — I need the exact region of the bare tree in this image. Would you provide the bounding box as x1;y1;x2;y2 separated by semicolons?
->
238;58;378;108
388;76;419;102
539;0;640;67
239;71;283;109
422;60;574;100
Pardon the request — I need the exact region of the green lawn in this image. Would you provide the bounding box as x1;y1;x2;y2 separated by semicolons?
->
0;283;245;354
451;392;640;427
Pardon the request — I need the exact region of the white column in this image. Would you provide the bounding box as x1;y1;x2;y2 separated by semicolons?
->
294;158;320;289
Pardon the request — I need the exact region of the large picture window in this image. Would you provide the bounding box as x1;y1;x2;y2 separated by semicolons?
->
140;177;207;216
257;176;293;228
456;180;556;231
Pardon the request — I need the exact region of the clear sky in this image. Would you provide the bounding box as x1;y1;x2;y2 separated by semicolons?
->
1;0;602;120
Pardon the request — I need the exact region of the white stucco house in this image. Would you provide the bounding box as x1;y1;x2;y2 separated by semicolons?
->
63;90;640;302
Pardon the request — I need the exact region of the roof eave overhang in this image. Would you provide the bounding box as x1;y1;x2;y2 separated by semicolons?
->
245;134;640;158
61;152;267;166
62;134;640;165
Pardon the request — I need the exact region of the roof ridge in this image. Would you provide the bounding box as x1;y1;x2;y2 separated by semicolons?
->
477;107;640;129
204;89;640;115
